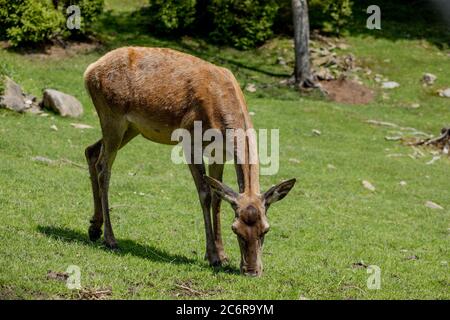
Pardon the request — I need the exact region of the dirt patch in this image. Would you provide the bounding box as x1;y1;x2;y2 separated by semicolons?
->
47;270;69;282
71;287;113;300
320;79;375;105
2;40;101;59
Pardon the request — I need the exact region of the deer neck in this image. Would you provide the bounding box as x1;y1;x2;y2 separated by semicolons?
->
232;108;260;196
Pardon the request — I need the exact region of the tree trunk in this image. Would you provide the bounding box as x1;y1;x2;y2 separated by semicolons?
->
292;0;315;88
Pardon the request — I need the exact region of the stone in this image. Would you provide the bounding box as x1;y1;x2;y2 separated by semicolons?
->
42;89;83;117
0;76;27;112
276;56;287;66
245;83;257;93
438;88;450;98
382;81;400;89
425;201;444;210
422;73;437;85
70;123;93;129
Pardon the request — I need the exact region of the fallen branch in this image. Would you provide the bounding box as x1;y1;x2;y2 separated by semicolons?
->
409;127;450;151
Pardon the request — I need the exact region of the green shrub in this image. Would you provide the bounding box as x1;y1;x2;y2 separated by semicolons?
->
273;0;353;36
208;0;279;49
309;0;353;35
147;0;197;33
0;0;65;47
0;0;103;47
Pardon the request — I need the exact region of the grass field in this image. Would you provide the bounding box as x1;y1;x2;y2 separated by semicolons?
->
0;1;449;299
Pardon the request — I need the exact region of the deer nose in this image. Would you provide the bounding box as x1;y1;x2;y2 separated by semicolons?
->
242;268;262;277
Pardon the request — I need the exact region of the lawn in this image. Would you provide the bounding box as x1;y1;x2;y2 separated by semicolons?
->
0;1;449;299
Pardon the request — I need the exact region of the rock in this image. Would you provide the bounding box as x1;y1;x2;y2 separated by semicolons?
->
425;201;444;210
315;67;335;80
32;156;56;164
438;88;450;98
422;73;437;85
382;81;400;89
245;83;257;93
312;129;321;136
399;181;407;186
276;56;287;66
362;180;376;192
50;125;58;131
0;77;42;113
70;123;93;129
336;43;349;50
0;76;27;112
42;89;83;117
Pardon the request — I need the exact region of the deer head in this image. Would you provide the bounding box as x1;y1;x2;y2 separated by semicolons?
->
205;176;296;276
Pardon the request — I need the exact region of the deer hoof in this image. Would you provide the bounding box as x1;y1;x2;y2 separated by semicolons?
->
88;225;102;241
206;254;226;267
103;239;118;250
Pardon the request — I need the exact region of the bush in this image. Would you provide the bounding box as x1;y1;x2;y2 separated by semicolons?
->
309;0;353;35
147;0;197;33
273;0;353;36
0;0;64;47
208;0;279;49
0;0;103;47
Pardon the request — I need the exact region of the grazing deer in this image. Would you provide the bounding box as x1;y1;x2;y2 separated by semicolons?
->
84;47;296;276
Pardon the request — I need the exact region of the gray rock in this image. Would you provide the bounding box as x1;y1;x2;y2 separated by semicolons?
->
0;76;27;112
382;81;400;89
422;73;437;85
438;88;450;98
42;89;83;118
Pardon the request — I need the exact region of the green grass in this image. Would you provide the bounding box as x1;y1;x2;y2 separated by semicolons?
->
0;1;449;300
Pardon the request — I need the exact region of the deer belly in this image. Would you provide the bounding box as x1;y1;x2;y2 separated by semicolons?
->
127;115;179;145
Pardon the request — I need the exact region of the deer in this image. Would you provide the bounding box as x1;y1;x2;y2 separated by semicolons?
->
84;47;296;276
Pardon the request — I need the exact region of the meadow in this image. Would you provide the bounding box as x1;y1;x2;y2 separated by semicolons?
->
0;0;449;299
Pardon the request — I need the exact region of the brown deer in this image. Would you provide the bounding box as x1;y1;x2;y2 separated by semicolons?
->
84;47;296;276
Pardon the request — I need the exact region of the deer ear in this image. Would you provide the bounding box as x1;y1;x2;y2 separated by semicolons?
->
204;176;239;206
263;178;296;208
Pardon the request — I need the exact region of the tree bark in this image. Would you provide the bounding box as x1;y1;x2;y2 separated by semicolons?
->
292;0;315;88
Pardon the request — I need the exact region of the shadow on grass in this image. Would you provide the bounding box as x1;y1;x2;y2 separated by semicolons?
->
97;8;290;78
347;0;450;48
36;225;240;275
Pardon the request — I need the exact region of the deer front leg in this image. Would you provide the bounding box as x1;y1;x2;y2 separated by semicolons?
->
208;163;228;264
188;163;222;266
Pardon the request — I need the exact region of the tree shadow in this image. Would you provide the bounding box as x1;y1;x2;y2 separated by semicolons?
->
347;0;450;48
96;7;290;78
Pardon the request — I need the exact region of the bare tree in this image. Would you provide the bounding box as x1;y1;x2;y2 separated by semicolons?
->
292;0;315;88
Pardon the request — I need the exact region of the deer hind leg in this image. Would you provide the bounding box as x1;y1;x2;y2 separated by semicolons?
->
95;118;133;249
208;163;228;264
85;139;103;241
86;125;139;243
187;162;222;266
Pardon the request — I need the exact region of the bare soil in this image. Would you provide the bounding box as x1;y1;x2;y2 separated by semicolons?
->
320;79;375;105
1;40;101;59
